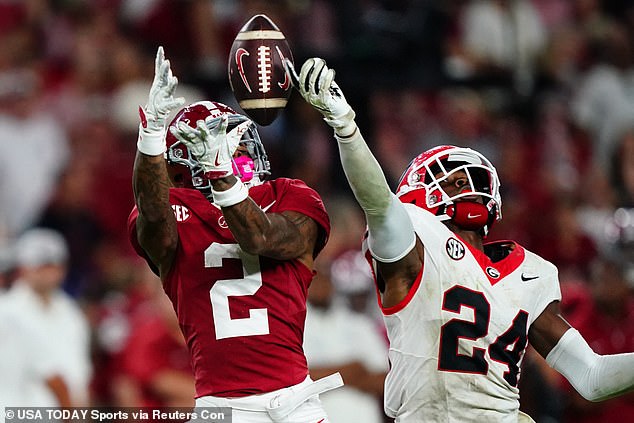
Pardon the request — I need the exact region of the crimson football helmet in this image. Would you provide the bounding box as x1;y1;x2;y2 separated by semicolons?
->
165;101;270;198
396;145;502;235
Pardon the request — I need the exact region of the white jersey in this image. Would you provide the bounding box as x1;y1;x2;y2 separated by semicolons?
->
375;204;561;422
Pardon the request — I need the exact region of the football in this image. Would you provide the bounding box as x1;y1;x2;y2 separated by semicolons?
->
228;14;294;126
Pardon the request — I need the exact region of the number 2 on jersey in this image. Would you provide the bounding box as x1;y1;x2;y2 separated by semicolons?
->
439;285;528;387
206;243;270;340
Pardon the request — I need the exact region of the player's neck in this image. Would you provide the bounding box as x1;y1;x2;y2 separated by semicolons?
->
451;226;484;251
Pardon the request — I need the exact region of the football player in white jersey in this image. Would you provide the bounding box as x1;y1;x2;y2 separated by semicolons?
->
286;58;634;423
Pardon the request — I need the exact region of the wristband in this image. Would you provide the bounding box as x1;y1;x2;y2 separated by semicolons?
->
211;179;249;207
137;123;167;156
333;121;359;141
325;108;357;138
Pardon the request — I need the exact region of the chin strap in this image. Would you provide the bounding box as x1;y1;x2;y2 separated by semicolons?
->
446;202;490;231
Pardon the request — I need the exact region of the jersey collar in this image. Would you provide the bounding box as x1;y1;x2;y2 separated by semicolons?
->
458;237;525;285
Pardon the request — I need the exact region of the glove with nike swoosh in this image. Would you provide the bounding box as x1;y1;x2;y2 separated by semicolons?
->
170;114;252;180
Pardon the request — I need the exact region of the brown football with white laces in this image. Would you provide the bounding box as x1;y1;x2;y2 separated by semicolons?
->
228;14;294;126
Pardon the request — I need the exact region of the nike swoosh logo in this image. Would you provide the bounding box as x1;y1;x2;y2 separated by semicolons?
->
276;46;291;90
521;273;539;281
467;213;482;219
214;151;222;167
236;48;252;93
261;201;276;212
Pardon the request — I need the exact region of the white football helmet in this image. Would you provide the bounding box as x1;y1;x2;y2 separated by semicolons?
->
396;145;502;235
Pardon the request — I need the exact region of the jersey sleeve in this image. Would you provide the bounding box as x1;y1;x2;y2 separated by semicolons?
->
274;179;331;256
533;260;562;321
127;207;141;253
127;207;159;275
523;250;562;323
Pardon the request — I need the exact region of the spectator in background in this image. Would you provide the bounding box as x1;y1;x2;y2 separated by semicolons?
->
110;37;206;137
533;196;598;282
90;258;169;407
304;257;388;423
117;0;227;84
556;251;634;422
418;88;498;163
115;286;194;408
571;21;634;170
0;68;70;239
2;228;92;407
446;0;547;95
0;297;72;412
0;243;14;291
610;127;634;208
330;250;379;316
317;196;366;263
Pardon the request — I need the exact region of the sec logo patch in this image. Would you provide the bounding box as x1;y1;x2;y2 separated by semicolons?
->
446;238;465;260
171;205;190;222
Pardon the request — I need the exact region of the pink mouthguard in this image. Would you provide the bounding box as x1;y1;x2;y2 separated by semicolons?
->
232;156;254;182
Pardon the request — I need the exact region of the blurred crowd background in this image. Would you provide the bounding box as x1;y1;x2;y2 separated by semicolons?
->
1;0;634;422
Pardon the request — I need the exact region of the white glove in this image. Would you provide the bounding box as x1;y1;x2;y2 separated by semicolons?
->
137;46;185;156
284;58;357;137
170;114;252;180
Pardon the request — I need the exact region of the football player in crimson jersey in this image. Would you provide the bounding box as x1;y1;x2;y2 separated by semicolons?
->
287;57;634;423
129;47;341;422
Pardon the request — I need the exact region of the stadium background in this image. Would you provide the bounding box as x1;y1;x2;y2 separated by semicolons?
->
1;1;634;422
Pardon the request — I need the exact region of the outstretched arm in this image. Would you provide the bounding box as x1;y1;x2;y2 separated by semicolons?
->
530;301;634;401
132;46;185;277
170;114;319;267
287;58;422;301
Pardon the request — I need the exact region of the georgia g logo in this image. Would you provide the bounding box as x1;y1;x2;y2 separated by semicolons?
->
486;267;501;279
446;238;465;260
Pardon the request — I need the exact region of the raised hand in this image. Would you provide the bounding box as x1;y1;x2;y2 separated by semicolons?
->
137;46;185;156
284;57;356;136
170;115;252;180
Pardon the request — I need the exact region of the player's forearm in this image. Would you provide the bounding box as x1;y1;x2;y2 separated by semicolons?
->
336;129;416;262
213;178;308;260
335;128;392;215
133;153;172;222
222;201;303;259
132;152;177;266
546;328;634;401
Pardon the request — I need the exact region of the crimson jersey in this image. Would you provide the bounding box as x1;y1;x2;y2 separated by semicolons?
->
128;178;330;398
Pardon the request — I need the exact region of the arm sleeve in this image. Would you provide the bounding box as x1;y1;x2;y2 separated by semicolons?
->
335;129;416;262
546;327;634;401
